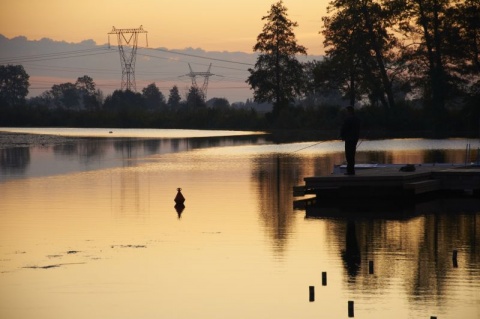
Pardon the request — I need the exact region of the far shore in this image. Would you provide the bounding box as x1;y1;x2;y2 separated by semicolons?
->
1;128;478;150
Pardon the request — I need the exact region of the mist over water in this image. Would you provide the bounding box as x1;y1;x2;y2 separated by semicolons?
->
1;128;479;319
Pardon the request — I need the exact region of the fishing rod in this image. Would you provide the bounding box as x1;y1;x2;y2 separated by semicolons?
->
292;139;332;153
292;136;365;154
291;129;369;154
356;139;364;150
356;130;370;150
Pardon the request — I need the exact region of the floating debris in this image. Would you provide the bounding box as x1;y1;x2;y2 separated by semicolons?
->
25;264;61;269
24;262;85;270
111;245;147;249
47;255;63;258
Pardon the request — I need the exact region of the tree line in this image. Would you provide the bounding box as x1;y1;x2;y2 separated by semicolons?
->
0;67;267;130
1;0;479;138
247;0;479;136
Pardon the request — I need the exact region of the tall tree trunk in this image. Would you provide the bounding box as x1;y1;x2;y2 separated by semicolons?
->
416;0;447;136
275;27;281;114
361;2;396;109
417;0;446;111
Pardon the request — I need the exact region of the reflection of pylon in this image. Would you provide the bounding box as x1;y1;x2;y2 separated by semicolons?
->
185;63;214;99
108;26;148;92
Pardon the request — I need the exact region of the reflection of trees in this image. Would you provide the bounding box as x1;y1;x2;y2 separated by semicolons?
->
114;140;141;166
107;168;150;217
409;209;480;304
117;170;145;215
347;148;469;171
423;150;446;163
170;139;181;152
358;149;465;165
143;139;161;154
424;149;470;164
253;155;297;255
0;147;30;174
187;136;265;151
358;151;392;164
256;146;476;256
322;202;480;304
53;139;108;164
110;136;266;162
251;153;343;255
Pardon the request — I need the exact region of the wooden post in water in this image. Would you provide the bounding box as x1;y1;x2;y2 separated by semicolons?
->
369;260;374;274
309;286;315;302
348;300;354;317
452;250;458;268
322;272;327;286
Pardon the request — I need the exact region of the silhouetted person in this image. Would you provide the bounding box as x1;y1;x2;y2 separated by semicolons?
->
340;106;360;175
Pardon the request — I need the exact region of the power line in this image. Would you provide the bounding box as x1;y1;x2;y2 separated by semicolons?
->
139;46;255;67
0;47;109;60
24;63;120;75
136;52;250;72
0;48;115;64
2;42;255;99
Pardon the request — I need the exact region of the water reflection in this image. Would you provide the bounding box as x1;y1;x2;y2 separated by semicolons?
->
299;197;480;314
253;155;297;254
342;221;361;278
252;145;479;318
0;147;30;175
1;132;479;319
251;143;480;248
54;139;108;164
0;135;268;182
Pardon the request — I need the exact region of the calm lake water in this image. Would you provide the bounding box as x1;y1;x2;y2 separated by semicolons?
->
1;128;479;319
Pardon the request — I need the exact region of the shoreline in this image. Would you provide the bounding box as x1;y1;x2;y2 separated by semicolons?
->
0;131;79;149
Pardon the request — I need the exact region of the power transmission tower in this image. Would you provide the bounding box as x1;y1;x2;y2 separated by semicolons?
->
184;63;215;100
108;25;148;92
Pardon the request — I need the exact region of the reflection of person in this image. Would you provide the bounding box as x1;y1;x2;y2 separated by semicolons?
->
342;221;361;277
340;106;360;175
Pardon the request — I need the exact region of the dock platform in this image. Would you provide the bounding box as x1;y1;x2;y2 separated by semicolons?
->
293;164;480;200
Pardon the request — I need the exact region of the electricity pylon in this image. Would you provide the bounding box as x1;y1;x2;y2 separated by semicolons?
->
184;63;214;100
108;25;148;92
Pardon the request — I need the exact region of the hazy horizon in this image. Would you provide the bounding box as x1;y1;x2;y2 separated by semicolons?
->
0;34;323;103
1;0;329;55
1;0;330;102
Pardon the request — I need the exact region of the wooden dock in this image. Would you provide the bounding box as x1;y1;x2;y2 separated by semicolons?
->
293;165;480;200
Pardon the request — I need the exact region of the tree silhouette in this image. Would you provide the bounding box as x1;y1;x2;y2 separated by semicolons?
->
247;1;307;116
393;0;458;132
186;86;206;108
167;85;182;109
76;75;101;110
142;83;166;110
0;65;30;107
321;0;399;109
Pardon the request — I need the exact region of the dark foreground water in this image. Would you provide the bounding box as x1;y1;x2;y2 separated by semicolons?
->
1;128;479;319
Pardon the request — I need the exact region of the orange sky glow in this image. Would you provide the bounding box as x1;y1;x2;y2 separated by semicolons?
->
1;0;329;55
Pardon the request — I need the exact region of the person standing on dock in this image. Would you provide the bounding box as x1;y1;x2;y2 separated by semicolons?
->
340;106;360;175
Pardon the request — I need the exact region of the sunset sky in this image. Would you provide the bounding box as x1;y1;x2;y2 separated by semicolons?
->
1;0;329;55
